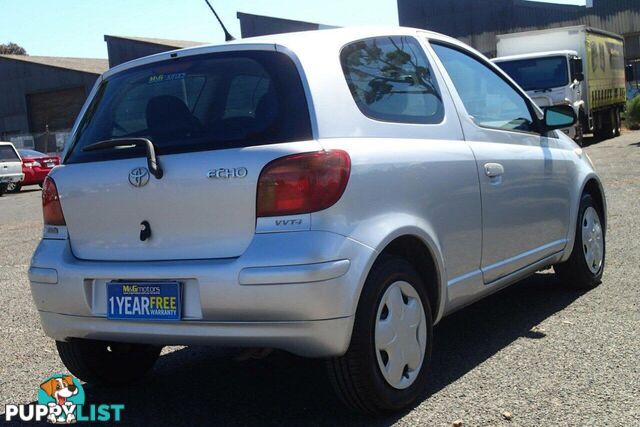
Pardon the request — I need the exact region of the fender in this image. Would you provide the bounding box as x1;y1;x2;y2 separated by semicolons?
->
347;215;448;325
561;172;607;263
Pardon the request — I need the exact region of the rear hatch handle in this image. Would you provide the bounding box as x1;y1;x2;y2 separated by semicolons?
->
82;138;164;179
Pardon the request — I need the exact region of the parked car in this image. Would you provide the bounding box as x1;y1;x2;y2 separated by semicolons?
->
6;149;60;193
0;141;24;196
29;27;607;415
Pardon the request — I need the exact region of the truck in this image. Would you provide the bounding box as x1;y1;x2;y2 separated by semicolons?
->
0;141;24;196
493;25;626;144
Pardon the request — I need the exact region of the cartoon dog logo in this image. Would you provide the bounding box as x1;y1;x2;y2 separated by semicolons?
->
40;376;79;424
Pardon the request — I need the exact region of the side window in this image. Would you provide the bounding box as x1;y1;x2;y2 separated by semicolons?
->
431;43;536;133
340;36;444;124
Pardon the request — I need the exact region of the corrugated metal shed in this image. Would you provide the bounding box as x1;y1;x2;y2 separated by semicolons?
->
0;55;106;148
104;35;206;68
237;12;336;38
398;0;640;60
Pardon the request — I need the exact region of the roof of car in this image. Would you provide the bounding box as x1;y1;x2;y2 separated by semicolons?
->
103;26;467;78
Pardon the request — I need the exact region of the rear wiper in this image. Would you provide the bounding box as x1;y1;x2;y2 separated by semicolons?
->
82;138;163;179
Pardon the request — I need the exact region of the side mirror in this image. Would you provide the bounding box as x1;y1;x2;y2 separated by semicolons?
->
543;105;577;132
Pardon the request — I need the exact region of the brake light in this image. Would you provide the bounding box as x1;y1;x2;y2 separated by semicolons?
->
42;177;66;226
257;150;351;217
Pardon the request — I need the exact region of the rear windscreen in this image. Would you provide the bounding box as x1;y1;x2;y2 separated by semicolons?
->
0;145;19;162
66;50;312;164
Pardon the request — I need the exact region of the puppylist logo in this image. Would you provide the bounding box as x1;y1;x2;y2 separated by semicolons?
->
4;374;124;423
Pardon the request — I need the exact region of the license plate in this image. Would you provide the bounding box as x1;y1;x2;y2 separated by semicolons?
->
107;281;181;320
45;162;55;168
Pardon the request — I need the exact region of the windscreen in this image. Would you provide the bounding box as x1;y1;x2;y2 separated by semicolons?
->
66;50;312;164
0;145;20;162
496;56;569;91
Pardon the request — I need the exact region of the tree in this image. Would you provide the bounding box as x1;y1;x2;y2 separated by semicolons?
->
0;42;27;55
341;36;440;107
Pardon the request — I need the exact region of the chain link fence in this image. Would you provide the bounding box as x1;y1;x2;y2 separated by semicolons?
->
6;129;70;154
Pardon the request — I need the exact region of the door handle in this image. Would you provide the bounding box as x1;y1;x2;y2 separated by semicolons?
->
484;163;504;178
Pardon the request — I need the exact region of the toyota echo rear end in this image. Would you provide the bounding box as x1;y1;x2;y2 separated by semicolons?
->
29;44;369;360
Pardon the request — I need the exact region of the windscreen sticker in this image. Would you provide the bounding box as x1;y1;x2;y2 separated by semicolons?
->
148;72;187;84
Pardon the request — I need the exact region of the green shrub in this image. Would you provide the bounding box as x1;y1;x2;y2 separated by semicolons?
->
627;96;640;130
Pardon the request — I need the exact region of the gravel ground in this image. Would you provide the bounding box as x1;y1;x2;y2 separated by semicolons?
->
1;132;639;426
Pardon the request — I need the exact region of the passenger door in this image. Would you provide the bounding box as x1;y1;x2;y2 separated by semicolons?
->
429;42;573;284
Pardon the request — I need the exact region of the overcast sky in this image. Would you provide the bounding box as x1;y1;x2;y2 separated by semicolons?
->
0;0;585;58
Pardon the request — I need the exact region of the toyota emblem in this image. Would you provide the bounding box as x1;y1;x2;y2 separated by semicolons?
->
129;167;150;187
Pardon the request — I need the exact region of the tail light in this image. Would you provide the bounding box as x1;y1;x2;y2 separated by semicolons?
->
42;177;66;226
257;150;351;217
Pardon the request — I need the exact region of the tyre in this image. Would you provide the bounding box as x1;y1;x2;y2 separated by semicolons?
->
593;112;603;140
6;182;21;193
555;193;605;289
0;184;7;197
598;109;616;140
56;339;162;385
614;108;621;137
327;256;433;415
593;111;611;141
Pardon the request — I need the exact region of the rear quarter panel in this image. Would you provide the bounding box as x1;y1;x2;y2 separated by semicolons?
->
312;137;482;322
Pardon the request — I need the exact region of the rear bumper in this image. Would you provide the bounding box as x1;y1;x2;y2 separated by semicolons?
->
0;173;24;184
22;168;49;185
29;231;375;357
38;311;352;357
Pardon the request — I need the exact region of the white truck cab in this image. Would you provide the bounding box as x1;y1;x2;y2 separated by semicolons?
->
494;25;627;145
493;50;584;139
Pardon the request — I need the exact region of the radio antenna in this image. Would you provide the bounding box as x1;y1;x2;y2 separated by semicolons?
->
204;0;236;41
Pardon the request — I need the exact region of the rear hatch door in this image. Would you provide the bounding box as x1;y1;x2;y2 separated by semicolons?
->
57;47;313;261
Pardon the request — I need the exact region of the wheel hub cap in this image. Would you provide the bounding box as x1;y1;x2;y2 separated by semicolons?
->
582;206;603;274
375;281;427;389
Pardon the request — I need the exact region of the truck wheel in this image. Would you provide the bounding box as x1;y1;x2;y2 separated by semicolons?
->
594;110;615;141
614;109;621;137
6;183;21;193
56;339;162;385
327;256;433;415
555;193;605;289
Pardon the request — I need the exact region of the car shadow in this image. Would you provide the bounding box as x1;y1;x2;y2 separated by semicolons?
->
3;272;588;426
581;135;601;147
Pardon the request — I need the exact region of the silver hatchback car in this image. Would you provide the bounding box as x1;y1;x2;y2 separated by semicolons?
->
29;27;606;414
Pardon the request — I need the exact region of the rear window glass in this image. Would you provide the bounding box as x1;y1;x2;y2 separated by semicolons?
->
66;51;312;164
340;36;444;124
0;145;19;162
